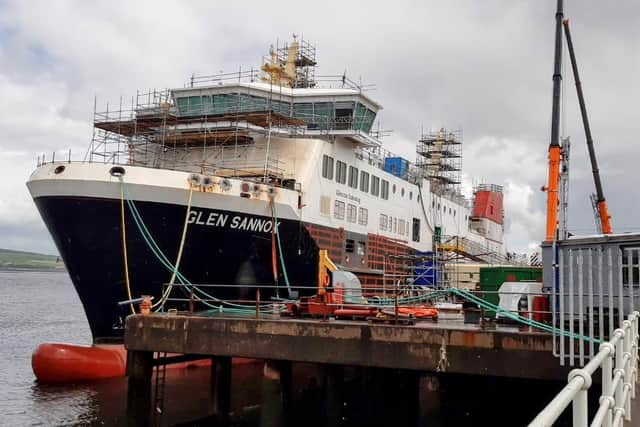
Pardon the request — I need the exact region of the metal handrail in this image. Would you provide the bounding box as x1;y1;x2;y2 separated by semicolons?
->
528;311;639;427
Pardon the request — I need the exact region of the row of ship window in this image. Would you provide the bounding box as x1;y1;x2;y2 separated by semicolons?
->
433;200;457;217
322;155;416;202
176;96;377;132
333;200;409;237
431;200;469;221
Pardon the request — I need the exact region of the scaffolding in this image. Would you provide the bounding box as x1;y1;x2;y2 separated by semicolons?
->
416;128;462;193
260;36;317;89
88;88;301;186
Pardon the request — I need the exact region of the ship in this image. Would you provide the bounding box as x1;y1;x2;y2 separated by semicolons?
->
27;37;508;344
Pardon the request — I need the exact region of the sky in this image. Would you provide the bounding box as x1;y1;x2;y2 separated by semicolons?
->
0;0;638;255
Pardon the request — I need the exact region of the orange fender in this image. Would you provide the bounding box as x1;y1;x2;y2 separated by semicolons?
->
32;343;126;383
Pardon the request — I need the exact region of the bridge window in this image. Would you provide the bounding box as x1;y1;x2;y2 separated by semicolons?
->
360;171;370;193
357;241;366;256
313;102;334;130
334;101;354;130
322;155;334;180
271;100;291;116
358;207;368;225
353;103;376;132
293;103;314;121
371;176;380;197
347;204;357;223
348;166;359;189
336;161;347;184
334;200;345;220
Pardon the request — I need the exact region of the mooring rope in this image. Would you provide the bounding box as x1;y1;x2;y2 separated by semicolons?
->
119;179;135;315
119;178;284;314
153;186;194;309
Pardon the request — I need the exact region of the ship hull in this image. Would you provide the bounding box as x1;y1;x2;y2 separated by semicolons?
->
33;195;319;343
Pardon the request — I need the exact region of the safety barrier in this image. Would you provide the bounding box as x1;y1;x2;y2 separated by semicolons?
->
528;311;639;427
543;238;640;367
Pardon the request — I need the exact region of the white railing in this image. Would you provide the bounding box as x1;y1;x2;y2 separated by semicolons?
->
529;311;639;427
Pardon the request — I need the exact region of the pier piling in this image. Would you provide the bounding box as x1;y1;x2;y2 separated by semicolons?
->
126;350;153;426
211;356;232;425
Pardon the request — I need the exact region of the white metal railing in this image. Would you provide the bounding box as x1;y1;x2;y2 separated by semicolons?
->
551;246;640;367
528;311;639;427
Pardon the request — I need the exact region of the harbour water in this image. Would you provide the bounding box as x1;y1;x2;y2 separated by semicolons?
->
0;271;267;426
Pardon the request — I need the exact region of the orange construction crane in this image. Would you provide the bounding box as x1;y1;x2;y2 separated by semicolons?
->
544;0;565;242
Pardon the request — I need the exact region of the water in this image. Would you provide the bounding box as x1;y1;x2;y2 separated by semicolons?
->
0;271;95;426
0;271;264;426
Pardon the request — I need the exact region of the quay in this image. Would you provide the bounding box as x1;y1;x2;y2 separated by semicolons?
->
124;313;569;425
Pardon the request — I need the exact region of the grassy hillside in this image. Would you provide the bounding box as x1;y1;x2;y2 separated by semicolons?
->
0;248;65;271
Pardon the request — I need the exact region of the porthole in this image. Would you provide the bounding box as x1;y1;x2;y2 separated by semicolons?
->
401;188;405;197
110;166;125;177
392;184;396;194
409;191;412;200
54;165;65;174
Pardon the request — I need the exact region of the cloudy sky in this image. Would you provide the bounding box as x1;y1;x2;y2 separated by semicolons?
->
0;0;638;255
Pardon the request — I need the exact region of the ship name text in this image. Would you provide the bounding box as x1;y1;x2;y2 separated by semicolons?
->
188;210;280;233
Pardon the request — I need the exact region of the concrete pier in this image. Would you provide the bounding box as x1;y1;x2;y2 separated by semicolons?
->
124;314;569;425
125;314;564;379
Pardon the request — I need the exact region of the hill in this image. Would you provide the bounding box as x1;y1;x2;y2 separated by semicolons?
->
0;248;65;271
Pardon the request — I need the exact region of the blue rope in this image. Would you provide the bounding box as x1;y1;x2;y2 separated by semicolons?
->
119;179;284;314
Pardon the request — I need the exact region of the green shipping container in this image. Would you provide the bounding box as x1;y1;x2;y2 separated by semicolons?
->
479;266;542;317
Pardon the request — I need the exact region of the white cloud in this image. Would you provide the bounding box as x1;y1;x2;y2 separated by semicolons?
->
0;0;639;255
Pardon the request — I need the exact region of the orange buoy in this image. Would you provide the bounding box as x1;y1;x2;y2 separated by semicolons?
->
32;343;126;383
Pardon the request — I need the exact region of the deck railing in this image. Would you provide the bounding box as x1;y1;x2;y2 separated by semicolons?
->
528;311;639;427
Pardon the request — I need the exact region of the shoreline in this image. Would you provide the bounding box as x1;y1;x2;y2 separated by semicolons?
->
0;268;67;273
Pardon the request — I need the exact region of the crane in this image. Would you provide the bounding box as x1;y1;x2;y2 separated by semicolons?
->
544;0;565;242
562;19;613;234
